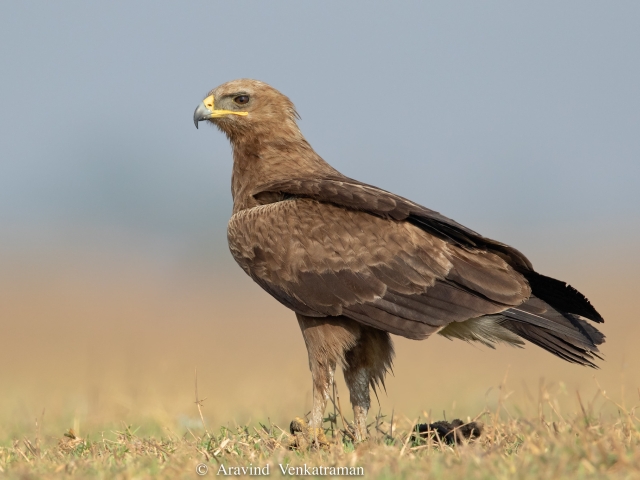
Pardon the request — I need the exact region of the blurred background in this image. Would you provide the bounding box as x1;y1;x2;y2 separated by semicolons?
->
1;1;639;439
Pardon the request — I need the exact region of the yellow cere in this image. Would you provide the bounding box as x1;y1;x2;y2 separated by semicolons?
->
203;95;215;110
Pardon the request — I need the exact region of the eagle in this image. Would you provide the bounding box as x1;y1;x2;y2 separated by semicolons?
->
193;79;605;442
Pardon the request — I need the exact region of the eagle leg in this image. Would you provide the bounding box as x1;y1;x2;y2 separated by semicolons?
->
297;314;394;443
343;364;370;441
296;314;361;436
310;357;336;431
344;326;394;442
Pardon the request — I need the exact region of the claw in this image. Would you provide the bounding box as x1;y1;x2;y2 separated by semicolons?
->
289;417;329;449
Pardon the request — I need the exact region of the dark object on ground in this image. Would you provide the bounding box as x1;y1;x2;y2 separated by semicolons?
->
414;419;484;445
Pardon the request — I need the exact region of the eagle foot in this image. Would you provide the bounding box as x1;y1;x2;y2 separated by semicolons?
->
288;417;329;450
344;422;366;444
413;419;484;445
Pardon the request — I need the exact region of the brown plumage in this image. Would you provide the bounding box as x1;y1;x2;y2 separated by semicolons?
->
193;79;605;441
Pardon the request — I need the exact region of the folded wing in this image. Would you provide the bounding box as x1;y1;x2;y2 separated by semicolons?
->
231;175;605;366
228;197;531;340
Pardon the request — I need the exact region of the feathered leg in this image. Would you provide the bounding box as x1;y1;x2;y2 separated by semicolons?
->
343;364;370;441
309;357;336;430
343;327;394;441
296;314;360;441
297;314;394;443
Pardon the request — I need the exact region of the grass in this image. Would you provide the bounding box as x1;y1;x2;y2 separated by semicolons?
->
2;381;639;479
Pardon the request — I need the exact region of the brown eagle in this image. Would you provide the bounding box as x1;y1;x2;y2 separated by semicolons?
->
193;79;605;441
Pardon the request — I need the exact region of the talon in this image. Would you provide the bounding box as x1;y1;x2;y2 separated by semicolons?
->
289;417;308;435
288;417;329;449
344;422;367;443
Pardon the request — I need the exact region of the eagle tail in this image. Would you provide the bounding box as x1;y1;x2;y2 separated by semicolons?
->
519;270;604;323
438;290;605;367
499;295;605;368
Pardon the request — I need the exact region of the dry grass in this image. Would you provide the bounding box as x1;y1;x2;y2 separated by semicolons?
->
2;380;640;479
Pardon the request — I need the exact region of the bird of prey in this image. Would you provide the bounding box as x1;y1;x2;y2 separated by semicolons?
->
193;79;605;442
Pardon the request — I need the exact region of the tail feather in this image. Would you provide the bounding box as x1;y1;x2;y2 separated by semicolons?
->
521;270;604;323
500;295;605;368
567;314;606;346
438;270;605;367
506;308;594;349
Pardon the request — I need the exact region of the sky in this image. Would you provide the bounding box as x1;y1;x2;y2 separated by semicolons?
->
1;1;638;262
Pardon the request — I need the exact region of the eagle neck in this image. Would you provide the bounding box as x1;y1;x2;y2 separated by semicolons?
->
229;131;339;214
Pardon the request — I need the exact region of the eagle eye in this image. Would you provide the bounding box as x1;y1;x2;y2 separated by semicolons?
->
233;95;250;105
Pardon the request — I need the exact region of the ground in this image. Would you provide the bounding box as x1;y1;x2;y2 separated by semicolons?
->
2;387;639;480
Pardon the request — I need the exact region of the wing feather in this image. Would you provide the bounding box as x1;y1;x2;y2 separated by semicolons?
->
228;198;529;339
229;169;604;366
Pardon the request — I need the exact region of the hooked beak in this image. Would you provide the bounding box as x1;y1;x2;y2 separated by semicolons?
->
193;101;211;129
193;94;248;128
